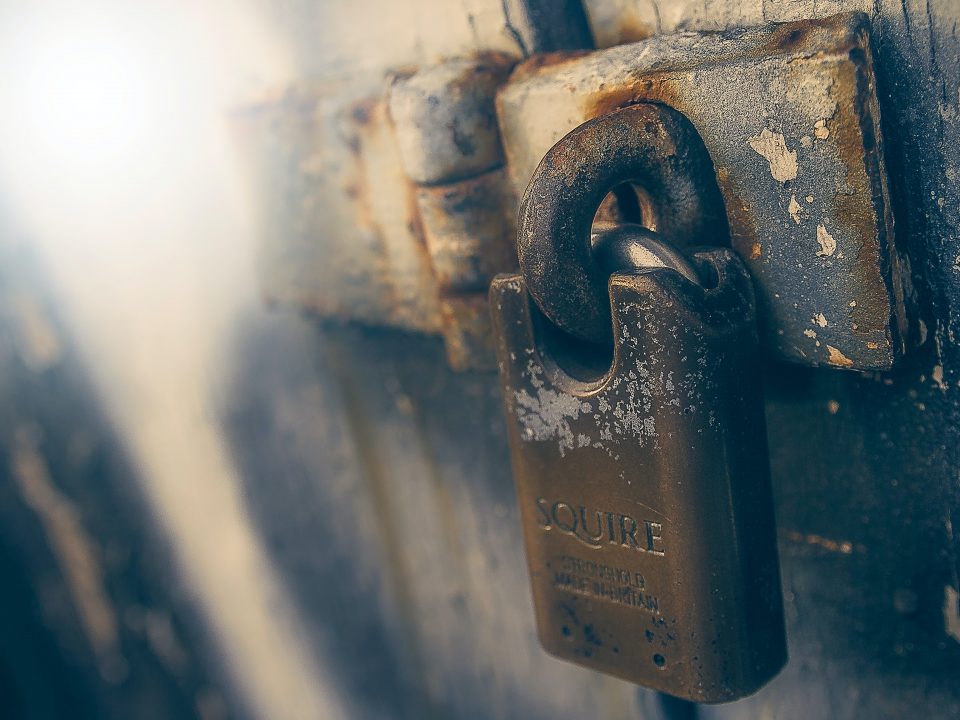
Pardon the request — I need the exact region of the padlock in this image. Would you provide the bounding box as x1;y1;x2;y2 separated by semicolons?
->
490;104;786;703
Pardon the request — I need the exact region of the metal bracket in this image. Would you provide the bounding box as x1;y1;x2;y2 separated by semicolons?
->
498;12;912;371
238;12;912;372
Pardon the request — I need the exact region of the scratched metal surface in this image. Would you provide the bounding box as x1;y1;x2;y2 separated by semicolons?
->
1;1;960;720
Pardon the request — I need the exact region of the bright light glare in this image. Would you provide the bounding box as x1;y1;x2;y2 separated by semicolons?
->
18;30;156;168
0;16;173;187
0;3;342;719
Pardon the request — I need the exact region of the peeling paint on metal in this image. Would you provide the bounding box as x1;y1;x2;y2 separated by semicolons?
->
748;128;798;183
932;364;947;391
816;224;837;257
514;386;592;455
496;15;908;370
514;361;592;456
826;344;854;367
789;194;803;224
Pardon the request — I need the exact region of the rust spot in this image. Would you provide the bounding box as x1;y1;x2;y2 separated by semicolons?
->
716;182;762;260
405;178;427;245
585;74;685;121
509;50;592;82
470;50;519;75
770;26;808;54
824;58;892;336
386;65;418;85
415;170;517;293
755;15;862;60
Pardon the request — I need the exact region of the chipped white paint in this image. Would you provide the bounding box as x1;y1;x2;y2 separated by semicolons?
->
609;367;658;441
816;225;837;257
514;379;592;457
826;345;854;367
939;86;960;123
944;585;960;643
803;329;817;339
748;128;798;183
932;364;947;391
514;303;715;462
813;313;828;328
788;194;802;224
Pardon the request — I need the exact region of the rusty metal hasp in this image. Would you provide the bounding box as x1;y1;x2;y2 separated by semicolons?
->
498;12;910;371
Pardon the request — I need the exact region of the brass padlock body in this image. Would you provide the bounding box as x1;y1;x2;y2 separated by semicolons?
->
491;249;786;702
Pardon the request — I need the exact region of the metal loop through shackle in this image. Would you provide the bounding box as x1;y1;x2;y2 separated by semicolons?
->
517;103;729;344
591;223;701;286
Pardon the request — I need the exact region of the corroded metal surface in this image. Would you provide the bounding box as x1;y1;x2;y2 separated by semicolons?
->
416;169;517;292
491;246;785;701
391;57;521;370
234;0;590;360
236;89;442;333
200;1;960;719
498;13;911;370
517;103;728;344
388;54;515;185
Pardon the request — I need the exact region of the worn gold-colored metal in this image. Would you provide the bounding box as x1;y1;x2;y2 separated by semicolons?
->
491;244;787;702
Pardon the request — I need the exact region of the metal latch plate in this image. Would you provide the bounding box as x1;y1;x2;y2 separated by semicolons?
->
497;13;910;371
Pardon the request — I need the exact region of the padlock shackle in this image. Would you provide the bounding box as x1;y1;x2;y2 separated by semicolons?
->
517;102;729;345
591;223;702;286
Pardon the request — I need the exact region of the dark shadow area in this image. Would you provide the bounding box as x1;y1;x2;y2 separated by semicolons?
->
0;236;242;720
